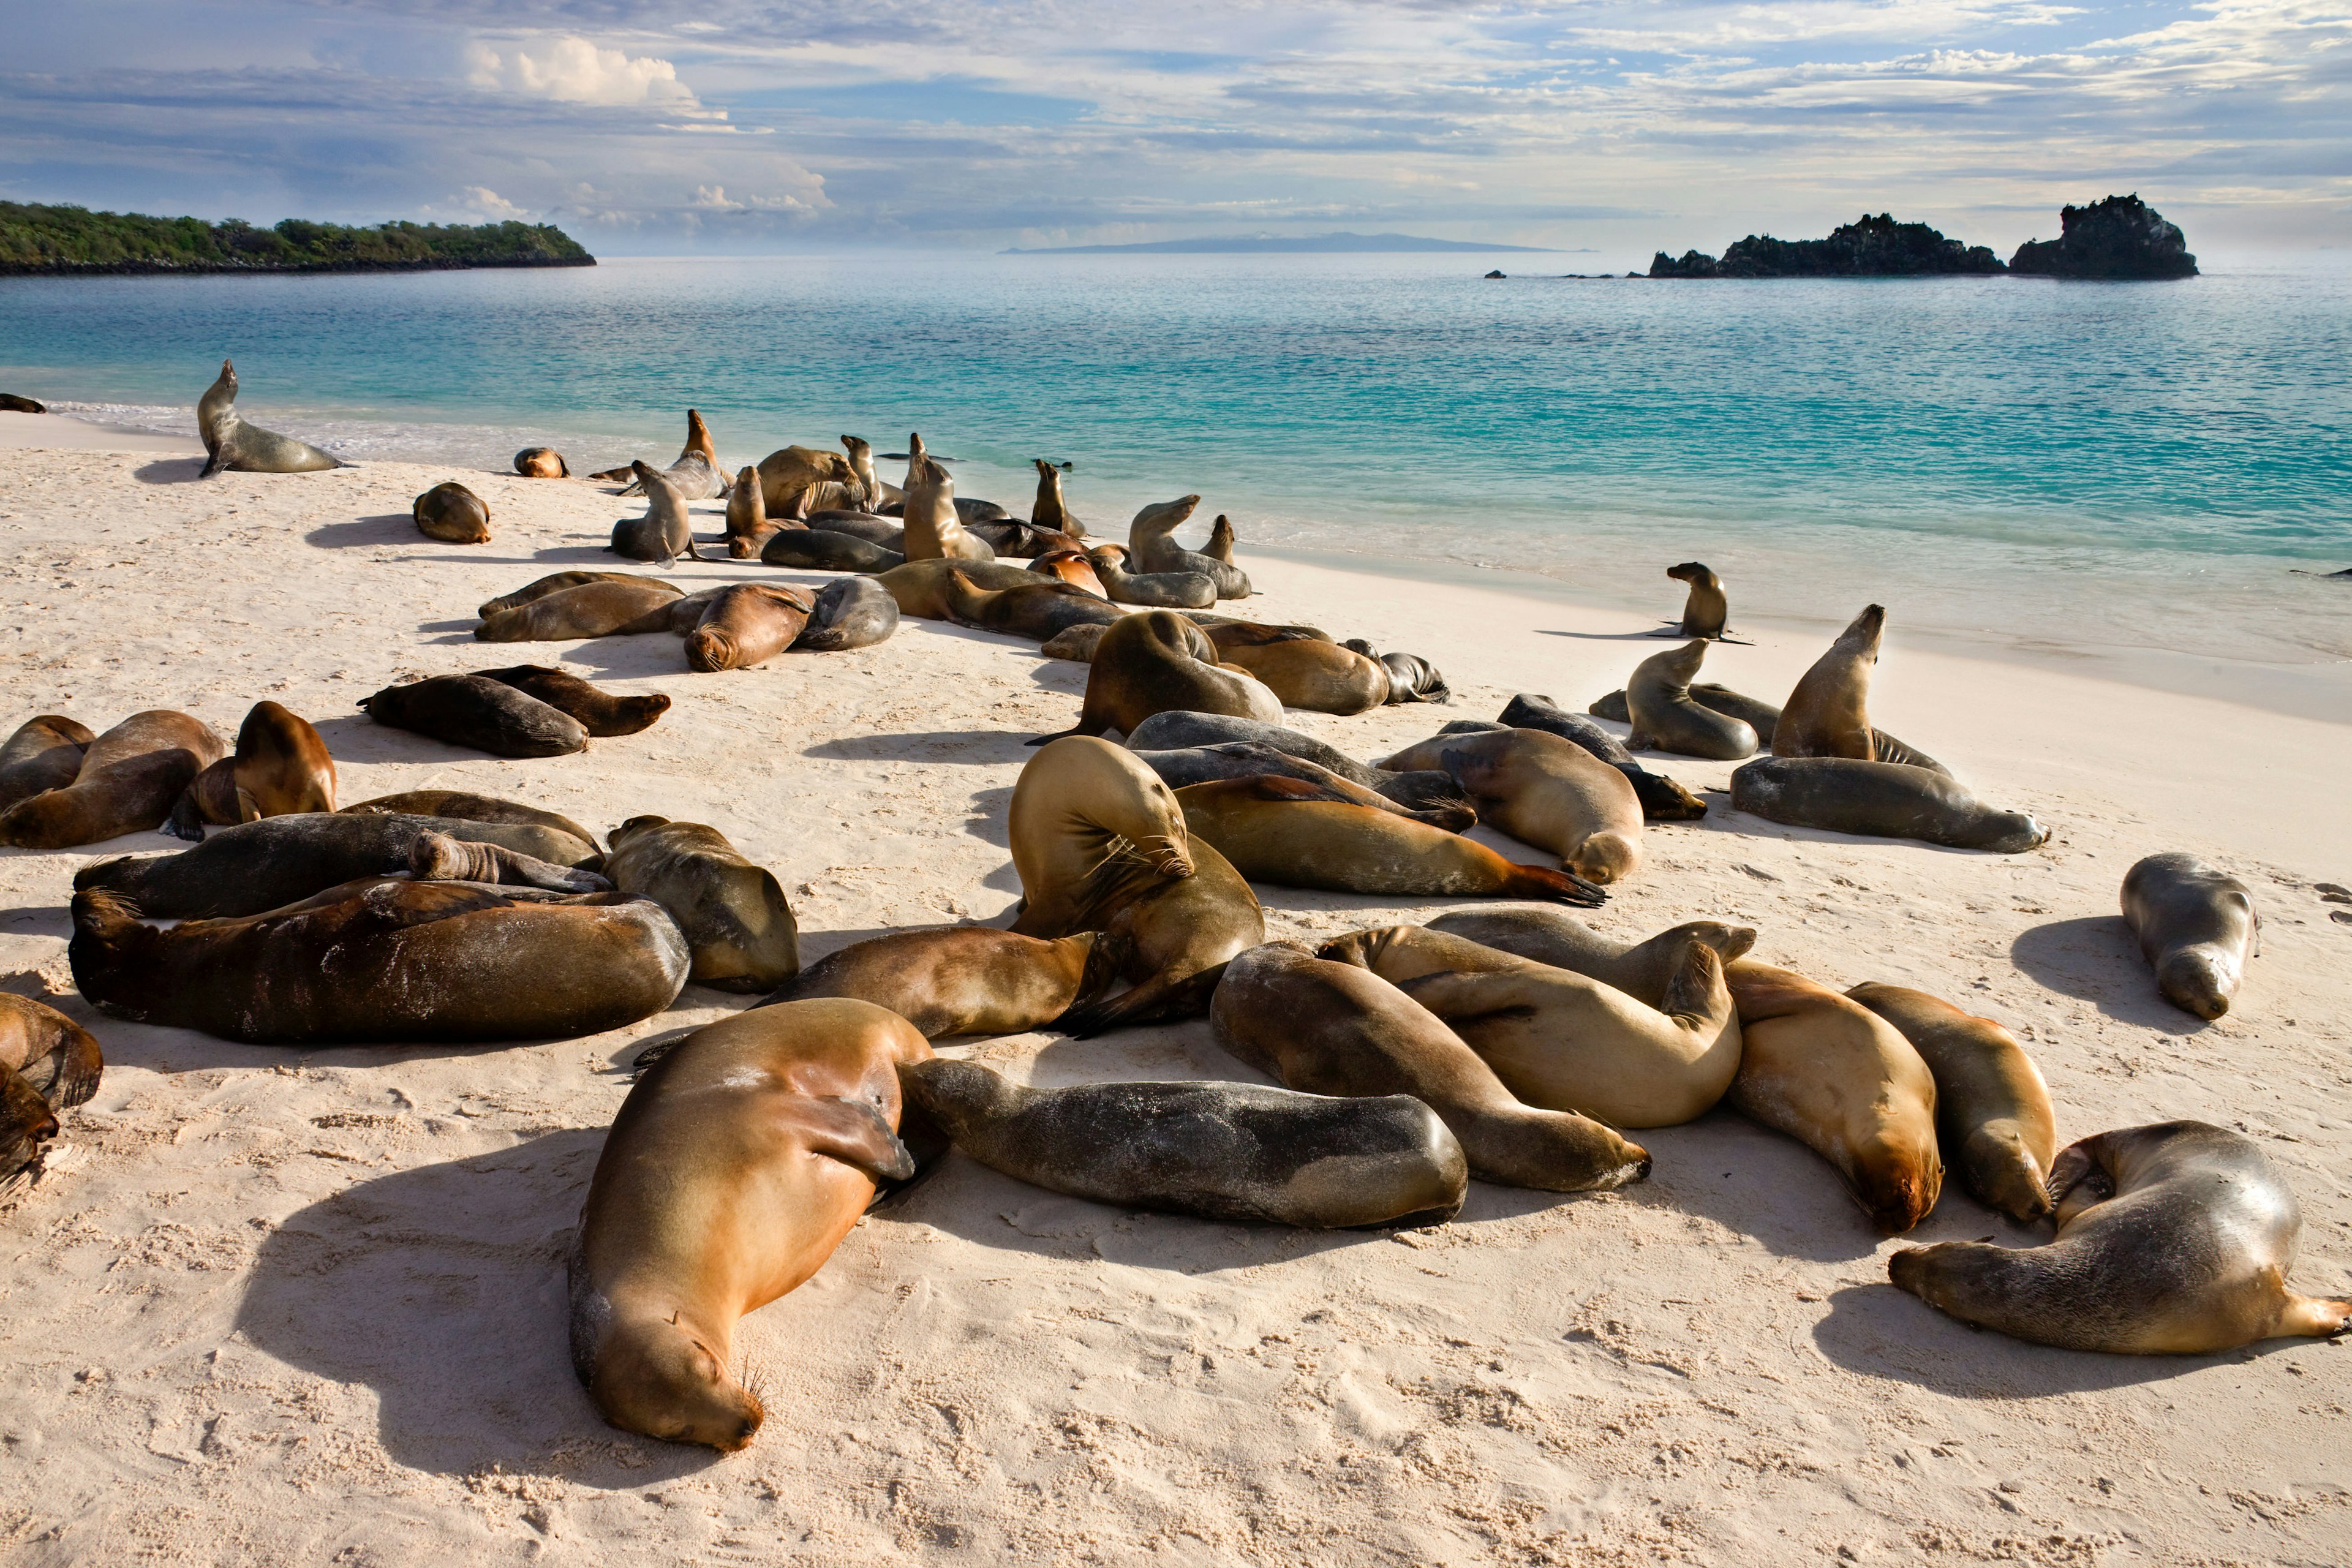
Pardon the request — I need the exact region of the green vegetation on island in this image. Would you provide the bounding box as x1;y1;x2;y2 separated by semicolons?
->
0;202;594;276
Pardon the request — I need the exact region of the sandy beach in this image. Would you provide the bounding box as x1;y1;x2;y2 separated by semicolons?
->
0;431;2346;1566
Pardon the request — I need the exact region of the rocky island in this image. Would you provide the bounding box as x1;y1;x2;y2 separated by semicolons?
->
2008;194;2197;279
1650;213;2002;278
0;202;594;276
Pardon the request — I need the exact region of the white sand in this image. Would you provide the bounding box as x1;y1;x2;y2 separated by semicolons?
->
0;443;2346;1566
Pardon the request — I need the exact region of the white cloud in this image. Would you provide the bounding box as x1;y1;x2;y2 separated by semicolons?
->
464;35;695;106
458;185;527;219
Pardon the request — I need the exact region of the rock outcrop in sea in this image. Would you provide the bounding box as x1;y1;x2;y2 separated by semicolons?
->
1649;214;2003;279
2008;195;2197;280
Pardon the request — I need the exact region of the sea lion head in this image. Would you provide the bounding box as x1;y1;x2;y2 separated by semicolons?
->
1129;494;1201;534
1670;919;1757;963
1665;561;1713;585
1566;830;1641;887
2154;948;2234;1020
514;447;570;479
590;1313;765;1452
1838;603;1887;660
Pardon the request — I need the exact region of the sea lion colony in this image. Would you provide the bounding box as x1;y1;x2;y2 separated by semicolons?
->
2;369;2342;1456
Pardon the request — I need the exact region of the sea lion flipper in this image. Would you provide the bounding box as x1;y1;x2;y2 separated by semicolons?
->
791;1096;916;1184
0;1068;61;1179
161;790;208;842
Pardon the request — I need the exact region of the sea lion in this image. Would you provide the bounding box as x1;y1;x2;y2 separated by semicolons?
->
0;715;95;813
1891;1122;2352;1354
768;927;1103;1037
172;700;336;837
70;880;687;1044
1725;960;1942;1234
1212;941;1649;1191
1058;837;1263;1036
761;529;902;573
802;510;905;548
475;579;687;643
1730;757;2047;853
1774;605;1947;771
842;435;892;510
360;675;587;758
0;710;227;850
1383;728;1644;885
195;359;341;477
1120;710;1469;815
902;1058;1469;1228
968;518;1077;558
1031;459;1083;539
2121;853;2256;1020
478;572;677;620
899;451;995;563
1036;611;1282;744
755;444;862;518
1378;652;1450;704
954;496;1010;525
412;481;491;543
1028;549;1105;596
1175;777;1608;905
1216;639;1390;715
1847;982;2056;1223
1626;641;1757;760
340;791;597;848
609;410;726;501
942;572;1121;643
78;811;599;918
1130;495;1250;599
468;666;670;737
875;559;1046;620
1666;562;1728;639
1088;547;1216;609
793;578;900;652
514;447;570;479
0;394;47;415
612;461;698;564
1422;906;1757;1006
1204;514;1237;564
405;829;612;894
724;466;771;557
1491;696;1707;822
1590;683;1781;746
684;586;813;673
604;816;797;992
1201;620;1330;651
0;993;102;1187
1319;925;1741;1128
568;1000;930;1450
1041;624;1107;663
1135;742;1475;832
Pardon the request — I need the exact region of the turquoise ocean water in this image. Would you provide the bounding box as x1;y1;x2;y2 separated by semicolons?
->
3;254;2346;674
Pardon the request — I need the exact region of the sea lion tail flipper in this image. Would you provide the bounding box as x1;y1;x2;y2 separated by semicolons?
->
1504;865;1610;909
795;1097;917;1184
48;1023;104;1110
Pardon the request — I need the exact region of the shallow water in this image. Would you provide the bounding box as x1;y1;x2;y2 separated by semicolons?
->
4;254;2347;668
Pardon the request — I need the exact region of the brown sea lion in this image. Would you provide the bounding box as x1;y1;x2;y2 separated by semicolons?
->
477;579;686;643
0;394;47;415
0;993;103;1188
471;666;671;737
1729;757;2047;853
685;586;813;673
899;451;995;563
1041;624;1107;663
1383;727;1644;885
1031;459;1083;539
1774;605;1946;771
1493;695;1708;822
841;435;892;511
604;816;798;992
360;675;587;758
1130;495;1250;599
724;465;771;557
1217;639;1390;715
1089;546;1216;609
1890;1121;2352;1354
1134;742;1475;832
1725;960;1942;1233
1212;941;1649;1191
1626;641;1757;760
609;410;726;500
612;461;698;563
1175;777;1608;906
901;1058;1468;1228
172;700;336;838
756;444;862;519
761;529;902;573
1666;562;1727;639
1035;611;1282;744
967;518;1077;558
1058;837;1263;1036
1422;906;1757;1006
1120;710;1471;816
1028;549;1106;596
0;716;96;813
195;359;341;477
1847;982;2056;1223
942;572;1120;643
339;791;598;850
1204;514;1237;564
874;559;1046;620
1589;682;1781;745
70;880;687;1043
0;710;227;849
2121;853;2256;1020
568;1000;930;1450
514;447;570;479
767;927;1104;1037
412;481;491;543
1319;925;1741;1128
478;572;677;621
794;578;900;652
1201;619;1329;650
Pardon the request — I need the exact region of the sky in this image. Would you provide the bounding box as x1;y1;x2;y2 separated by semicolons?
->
2;1;2346;255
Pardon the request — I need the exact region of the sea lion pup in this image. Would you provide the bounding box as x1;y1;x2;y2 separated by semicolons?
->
875;559;1043;620
1088;546;1218;609
70;880;687;1044
1008;737;1194;940
1625;641;1757;760
1031;458;1084;539
360;674;587;758
767;927;1104;1038
761;528;903;573
412;481;491;543
1215;638;1391;715
78;812;598;919
0;394;47;414
941;572;1120;643
1379;652;1450;704
1730;757;2048;854
1035;611;1282;744
1121;710;1469;815
1382;727;1645;886
793;577;900;652
1665;562;1728;639
842;435;894;510
514;447;570;479
802;510;905;548
604;816;798;992
195;358;341;477
478;571;678;621
1492;696;1707;822
1894;1124;2352;1354
2121;853;2256;1020
1775;604;1947;771
0;993;103;1187
1589;682;1782;745
476;579;688;643
1847;984;2056;1223
723;466;773;557
569;1001;930;1451
902;1058;1469;1228
684;586;813;674
755;443;862;518
898;451;995;564
1130;495;1251;600
1175;777;1609;906
341;791;597;848
1213;942;1649;1191
1028;548;1106;596
612;461;698;564
1136;742;1475;832
0;715;95;813
407;829;612;892
0;710;227;850
1724;960;1942;1234
1318;925;1741;1128
1204;513;1237;564
1041;624;1109;663
172;699;336;837
472;666;670;737
968;517;1077;558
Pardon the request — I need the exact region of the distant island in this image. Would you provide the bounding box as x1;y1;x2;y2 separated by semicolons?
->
2010;195;2196;280
1645;197;2196;281
0;202;594;276
1005;232;1558;255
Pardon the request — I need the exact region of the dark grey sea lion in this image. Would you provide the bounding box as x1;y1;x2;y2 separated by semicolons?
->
1130;495;1250;598
604;816;798;992
1134;742;1475;831
1666;562;1728;639
1090;546;1217;609
761;529;903;573
413;481;491;543
0;394;47;415
2121;853;2256;1020
196;360;341;477
802;511;906;548
1493;695;1708;821
954;496;1010;524
611;461;698;563
339;791;597;850
1847;982;2057;1223
1120;711;1467;814
966;517;1077;558
1378;651;1450;704
1890;1121;2352;1353
1590;683;1781;744
360;674;587;758
1730;756;2046;853
899;1058;1469;1228
793;577;900;652
1626;641;1757;760
473;665;671;736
